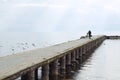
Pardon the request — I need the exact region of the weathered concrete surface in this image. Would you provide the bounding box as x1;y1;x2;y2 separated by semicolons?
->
0;35;105;80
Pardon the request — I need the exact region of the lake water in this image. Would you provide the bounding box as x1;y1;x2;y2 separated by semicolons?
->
71;40;120;80
0;32;83;57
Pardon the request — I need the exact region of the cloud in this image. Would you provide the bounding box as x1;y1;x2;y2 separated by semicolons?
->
15;3;48;7
104;5;120;14
77;8;91;15
1;0;120;34
15;2;69;9
3;0;7;2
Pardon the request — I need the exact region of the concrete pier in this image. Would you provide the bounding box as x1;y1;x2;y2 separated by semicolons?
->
0;36;106;80
106;36;120;39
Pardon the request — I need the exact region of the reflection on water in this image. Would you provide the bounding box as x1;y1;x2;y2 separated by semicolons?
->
71;40;120;80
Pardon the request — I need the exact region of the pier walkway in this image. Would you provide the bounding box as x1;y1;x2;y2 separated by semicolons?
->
0;36;105;80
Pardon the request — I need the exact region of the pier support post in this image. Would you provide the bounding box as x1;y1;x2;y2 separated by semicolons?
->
86;43;89;53
76;48;81;65
85;44;90;58
71;50;78;70
66;53;71;74
35;68;38;80
41;64;49;80
76;49;80;61
21;70;35;80
80;47;83;63
82;45;86;62
59;56;66;78
49;60;58;80
90;42;92;50
78;48;82;64
89;42;91;51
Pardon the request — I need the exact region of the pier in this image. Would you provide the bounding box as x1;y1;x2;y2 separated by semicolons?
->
106;36;120;39
0;36;106;80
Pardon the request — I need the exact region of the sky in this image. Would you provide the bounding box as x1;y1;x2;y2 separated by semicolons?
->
1;0;120;56
0;0;120;38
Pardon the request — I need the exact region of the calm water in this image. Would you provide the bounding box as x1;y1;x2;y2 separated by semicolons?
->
72;40;120;80
0;33;81;57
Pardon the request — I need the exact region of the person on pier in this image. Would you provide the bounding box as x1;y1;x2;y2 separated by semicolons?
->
87;30;92;39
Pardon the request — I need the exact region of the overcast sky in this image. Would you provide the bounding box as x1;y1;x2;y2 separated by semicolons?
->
0;0;120;36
